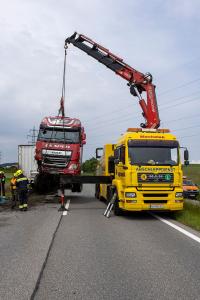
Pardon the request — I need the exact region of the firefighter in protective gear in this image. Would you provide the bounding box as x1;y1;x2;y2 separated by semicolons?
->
15;170;29;211
10;173;17;209
0;170;6;198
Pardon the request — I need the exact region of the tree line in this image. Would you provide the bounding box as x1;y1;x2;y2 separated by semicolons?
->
81;157;98;174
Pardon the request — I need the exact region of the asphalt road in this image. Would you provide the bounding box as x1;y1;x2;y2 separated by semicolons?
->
0;186;200;300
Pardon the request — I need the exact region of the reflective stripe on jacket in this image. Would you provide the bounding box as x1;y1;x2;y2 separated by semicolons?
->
16;176;29;190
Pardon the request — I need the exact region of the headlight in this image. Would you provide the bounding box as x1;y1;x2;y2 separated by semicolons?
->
176;192;183;198
125;192;136;198
69;164;78;170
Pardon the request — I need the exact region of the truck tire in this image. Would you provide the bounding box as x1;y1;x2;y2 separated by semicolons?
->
108;186;123;216
95;184;100;199
95;184;105;201
76;183;83;193
34;174;49;194
113;196;123;216
72;183;82;193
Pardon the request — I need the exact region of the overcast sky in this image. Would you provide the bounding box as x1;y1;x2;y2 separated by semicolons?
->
0;0;200;163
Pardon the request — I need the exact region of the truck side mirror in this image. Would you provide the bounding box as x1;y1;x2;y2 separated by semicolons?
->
184;149;189;161
81;132;86;145
82;132;86;139
108;156;115;173
96;147;103;159
184;149;189;166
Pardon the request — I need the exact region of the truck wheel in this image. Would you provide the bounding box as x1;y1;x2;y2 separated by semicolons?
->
76;183;83;193
95;184;100;199
72;183;82;193
34;174;49;194
95;184;104;201
99;196;105;202
113;196;123;216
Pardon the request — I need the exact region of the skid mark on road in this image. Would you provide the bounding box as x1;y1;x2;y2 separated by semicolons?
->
30;211;64;299
152;213;200;244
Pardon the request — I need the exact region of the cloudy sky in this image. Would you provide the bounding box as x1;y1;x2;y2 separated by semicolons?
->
0;0;200;163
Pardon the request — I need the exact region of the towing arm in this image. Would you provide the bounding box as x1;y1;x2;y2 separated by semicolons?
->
65;32;160;128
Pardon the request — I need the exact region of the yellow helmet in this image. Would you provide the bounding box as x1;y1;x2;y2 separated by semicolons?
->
15;169;23;177
0;171;4;174
13;172;17;177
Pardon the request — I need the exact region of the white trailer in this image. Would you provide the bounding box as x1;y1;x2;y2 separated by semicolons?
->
18;145;38;182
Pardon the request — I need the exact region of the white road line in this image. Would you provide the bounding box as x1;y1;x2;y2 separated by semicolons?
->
152;213;200;244
62;200;70;216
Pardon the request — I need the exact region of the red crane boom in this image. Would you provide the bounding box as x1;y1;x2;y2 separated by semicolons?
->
65;32;160;129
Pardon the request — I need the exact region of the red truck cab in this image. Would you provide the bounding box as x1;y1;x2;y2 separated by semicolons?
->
35;116;86;191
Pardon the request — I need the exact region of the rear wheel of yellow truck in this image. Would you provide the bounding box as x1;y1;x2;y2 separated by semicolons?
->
95;184;105;202
95;184;100;199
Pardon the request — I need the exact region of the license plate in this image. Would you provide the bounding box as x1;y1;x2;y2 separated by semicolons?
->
150;204;164;209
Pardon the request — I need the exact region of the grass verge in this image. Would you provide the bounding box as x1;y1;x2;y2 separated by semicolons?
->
174;201;200;231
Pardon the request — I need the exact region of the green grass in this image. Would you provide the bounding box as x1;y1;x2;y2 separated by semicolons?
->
182;164;200;185
174;201;200;231
172;164;200;231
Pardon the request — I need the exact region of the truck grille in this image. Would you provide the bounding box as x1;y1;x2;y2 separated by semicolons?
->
138;173;174;183
42;155;71;168
143;193;168;197
144;200;167;203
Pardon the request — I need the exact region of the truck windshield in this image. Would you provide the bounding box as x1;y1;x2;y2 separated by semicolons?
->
37;128;80;143
128;147;178;166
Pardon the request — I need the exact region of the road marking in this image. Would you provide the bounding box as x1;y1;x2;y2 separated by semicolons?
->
63;200;70;216
152;213;200;244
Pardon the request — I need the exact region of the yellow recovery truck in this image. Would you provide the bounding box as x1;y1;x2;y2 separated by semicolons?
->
65;33;189;215
96;128;189;215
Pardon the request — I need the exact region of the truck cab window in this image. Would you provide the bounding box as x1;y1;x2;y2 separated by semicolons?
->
120;146;125;164
114;146;125;164
38;128;80;144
